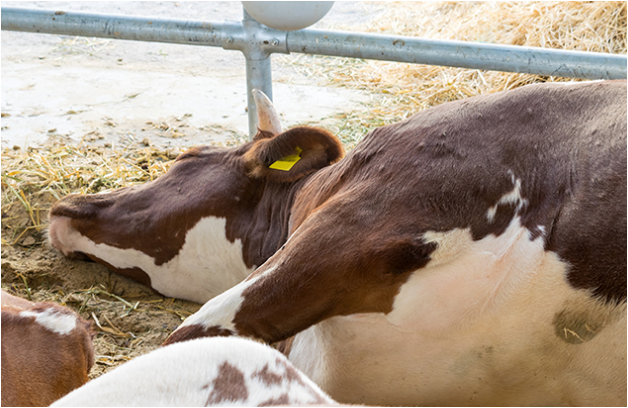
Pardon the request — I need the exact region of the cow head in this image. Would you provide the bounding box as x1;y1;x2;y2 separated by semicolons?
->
48;90;343;303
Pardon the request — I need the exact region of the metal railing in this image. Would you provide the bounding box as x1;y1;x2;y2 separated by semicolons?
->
2;6;626;138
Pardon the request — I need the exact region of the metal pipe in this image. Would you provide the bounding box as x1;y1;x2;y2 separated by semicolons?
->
1;7;239;48
2;7;627;139
0;7;288;56
3;7;624;82
242;9;274;138
286;29;627;80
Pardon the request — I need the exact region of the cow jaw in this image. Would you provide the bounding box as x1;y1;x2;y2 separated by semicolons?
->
48;215;254;303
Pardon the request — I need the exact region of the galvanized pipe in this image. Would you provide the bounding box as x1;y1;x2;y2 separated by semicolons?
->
2;7;627;138
3;7;625;81
287;29;627;81
242;9;275;137
0;7;289;56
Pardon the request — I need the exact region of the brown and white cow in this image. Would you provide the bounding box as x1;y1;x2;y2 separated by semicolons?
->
51;81;625;405
52;336;336;407
48;90;344;304
1;290;95;407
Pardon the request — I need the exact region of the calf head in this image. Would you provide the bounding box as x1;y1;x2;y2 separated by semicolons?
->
49;90;343;303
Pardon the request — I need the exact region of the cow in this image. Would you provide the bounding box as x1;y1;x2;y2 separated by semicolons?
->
47;90;344;304
1;290;95;407
50;80;625;405
52;336;336;407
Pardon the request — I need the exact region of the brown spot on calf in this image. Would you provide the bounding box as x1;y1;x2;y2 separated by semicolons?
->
205;362;248;405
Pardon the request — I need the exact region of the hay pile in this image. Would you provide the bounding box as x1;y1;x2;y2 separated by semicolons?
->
1;141;177;247
282;1;627;147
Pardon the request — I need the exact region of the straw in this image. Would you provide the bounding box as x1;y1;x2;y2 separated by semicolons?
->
278;1;626;148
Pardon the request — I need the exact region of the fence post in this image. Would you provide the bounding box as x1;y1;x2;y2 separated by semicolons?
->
243;9;274;140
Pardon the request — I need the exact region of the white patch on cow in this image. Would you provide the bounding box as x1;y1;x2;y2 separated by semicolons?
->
528;80;603;87
288;217;627;406
388;217;542;333
48;216;254;304
52;337;336;407
486;173;528;222
178;266;277;333
20;308;77;336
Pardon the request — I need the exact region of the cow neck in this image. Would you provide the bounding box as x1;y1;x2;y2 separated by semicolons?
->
237;173;322;270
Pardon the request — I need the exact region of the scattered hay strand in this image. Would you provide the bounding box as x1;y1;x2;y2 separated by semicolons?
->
1;144;179;246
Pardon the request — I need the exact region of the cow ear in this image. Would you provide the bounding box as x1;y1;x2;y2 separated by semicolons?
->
252;89;282;139
245;126;345;183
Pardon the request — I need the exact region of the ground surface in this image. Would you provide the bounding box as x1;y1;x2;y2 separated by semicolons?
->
1;0;381;380
2;1;380;149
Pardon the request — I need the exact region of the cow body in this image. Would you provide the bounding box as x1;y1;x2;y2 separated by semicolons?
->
52;337;336;407
166;81;627;406
50;81;626;405
1;290;95;407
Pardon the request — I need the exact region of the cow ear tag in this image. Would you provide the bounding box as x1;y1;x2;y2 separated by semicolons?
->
269;146;302;171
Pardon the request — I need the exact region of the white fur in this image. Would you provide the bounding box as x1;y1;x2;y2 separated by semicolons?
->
288;217;627;406
486;174;528;222
176;267;276;334
52;337;336;407
49;216;254;303
20;308;77;336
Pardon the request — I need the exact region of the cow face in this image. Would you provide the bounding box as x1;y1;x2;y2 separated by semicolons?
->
48;91;344;303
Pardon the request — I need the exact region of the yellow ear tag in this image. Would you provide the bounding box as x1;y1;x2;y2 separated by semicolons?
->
269;146;302;171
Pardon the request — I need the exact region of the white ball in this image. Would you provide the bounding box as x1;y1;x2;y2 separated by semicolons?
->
242;1;334;31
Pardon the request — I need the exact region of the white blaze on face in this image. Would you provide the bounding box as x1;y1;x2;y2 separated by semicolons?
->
20;308;77;336
48;216;255;304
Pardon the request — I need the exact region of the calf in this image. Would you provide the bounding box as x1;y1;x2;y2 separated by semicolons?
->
162;81;626;406
52;336;336;407
1;290;95;406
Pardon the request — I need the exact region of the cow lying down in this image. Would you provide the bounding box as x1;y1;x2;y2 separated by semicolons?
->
52;337;336;407
50;80;626;406
1;290;95;407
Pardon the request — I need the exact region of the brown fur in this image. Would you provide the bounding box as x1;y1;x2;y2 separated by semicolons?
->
49;127;342;289
167;80;626;347
1;290;95;407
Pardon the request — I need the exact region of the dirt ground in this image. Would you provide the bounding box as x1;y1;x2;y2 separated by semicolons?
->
1;1;382;380
1;1;380;149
